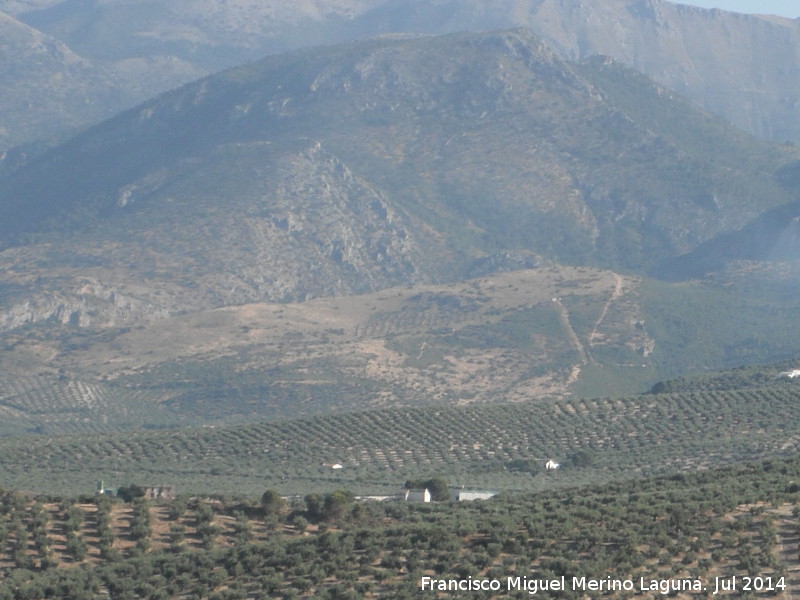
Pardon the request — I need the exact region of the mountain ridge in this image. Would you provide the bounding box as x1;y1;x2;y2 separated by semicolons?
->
1;30;793;280
3;29;800;430
4;0;800;151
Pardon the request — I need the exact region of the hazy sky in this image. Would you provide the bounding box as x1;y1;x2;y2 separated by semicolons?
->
678;1;800;18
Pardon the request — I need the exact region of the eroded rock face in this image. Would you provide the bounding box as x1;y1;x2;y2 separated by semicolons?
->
0;139;438;331
230;143;431;301
0;281;173;332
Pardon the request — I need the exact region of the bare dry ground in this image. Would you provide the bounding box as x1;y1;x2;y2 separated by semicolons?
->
0;266;654;431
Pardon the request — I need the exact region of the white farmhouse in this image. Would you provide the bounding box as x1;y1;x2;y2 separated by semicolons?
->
778;370;800;379
405;488;431;503
449;488;497;502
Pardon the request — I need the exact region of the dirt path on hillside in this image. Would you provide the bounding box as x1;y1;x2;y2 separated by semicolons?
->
552;297;592;366
589;273;623;346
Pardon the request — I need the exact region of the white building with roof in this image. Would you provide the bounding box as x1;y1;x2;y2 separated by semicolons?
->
449;488;497;502
404;488;431;503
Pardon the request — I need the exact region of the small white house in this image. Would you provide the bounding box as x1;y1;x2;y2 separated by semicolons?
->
405;488;431;503
449;488;497;502
778;370;800;379
545;459;560;470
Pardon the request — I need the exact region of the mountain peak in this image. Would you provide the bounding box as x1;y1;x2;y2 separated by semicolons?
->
0;28;794;316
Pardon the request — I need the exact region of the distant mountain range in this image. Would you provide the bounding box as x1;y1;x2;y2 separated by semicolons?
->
6;12;800;586
3;28;800;426
1;29;794;310
3;0;800;155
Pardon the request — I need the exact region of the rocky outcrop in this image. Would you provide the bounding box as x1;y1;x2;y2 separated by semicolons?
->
0;284;171;332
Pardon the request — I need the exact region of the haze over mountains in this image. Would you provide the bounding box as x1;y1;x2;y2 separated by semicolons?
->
6;9;800;599
3;0;800;155
0;28;794;320
3;23;800;430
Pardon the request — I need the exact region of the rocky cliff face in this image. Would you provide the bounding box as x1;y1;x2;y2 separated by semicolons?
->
0;287;171;332
0;137;440;329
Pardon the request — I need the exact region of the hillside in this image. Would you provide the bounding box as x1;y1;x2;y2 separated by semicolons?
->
0;267;653;432
2;359;800;496
4;0;800;150
5;260;800;437
2;360;800;597
0;456;799;599
2;31;800;435
361;0;800;144
0;8;205;156
0;29;794;311
0;10;122;151
4;7;800;599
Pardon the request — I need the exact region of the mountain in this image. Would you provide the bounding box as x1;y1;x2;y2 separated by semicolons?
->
0;266;656;432
0;0;392;152
0;9;121;151
0;28;793;328
0;7;205;157
359;0;800;144
0;29;793;285
7;260;800;435
2;29;800;427
5;0;800;150
14;0;387;70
